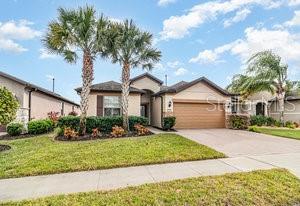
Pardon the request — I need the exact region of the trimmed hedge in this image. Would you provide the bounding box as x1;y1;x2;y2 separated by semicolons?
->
163;116;176;130
250;115;277;126
226;114;250;130
58;116;149;133
6;122;23;136
28;119;54;135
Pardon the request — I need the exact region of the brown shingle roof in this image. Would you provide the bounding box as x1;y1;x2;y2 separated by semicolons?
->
75;81;145;94
0;71;79;106
130;72;163;85
154;77;231;96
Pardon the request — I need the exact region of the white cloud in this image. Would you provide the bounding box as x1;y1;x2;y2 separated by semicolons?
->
153;63;166;72
223;8;251;28
284;10;300;27
167;60;182;68
158;0;176;7
160;0;282;40
39;48;57;59
174;67;188;76
288;0;300;6
0;20;41;53
0;38;27;53
190;27;300;65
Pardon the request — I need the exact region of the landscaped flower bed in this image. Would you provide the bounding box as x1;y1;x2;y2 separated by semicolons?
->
55;115;151;141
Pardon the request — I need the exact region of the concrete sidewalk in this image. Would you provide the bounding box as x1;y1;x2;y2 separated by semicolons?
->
0;156;277;202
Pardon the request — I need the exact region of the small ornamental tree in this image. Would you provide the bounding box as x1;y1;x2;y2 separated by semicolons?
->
0;87;19;125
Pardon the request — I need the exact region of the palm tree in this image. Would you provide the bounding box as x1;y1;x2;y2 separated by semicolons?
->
227;50;296;124
103;20;161;130
43;6;109;135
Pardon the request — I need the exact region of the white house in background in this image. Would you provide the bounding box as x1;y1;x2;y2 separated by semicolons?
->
0;71;80;130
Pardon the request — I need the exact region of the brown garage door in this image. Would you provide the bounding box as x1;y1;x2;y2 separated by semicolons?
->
173;102;225;129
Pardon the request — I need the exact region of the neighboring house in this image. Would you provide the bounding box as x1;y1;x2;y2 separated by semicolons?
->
232;91;300;124
75;73;232;129
0;71;80;125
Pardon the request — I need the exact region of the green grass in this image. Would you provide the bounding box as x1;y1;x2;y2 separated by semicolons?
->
0;133;224;179
249;126;300;140
3;169;300;206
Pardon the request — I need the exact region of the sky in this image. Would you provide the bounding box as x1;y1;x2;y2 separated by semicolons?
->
1;0;300;103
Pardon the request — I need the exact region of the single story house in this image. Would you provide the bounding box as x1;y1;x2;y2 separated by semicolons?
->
75;73;232;129
0;71;80;125
232;91;300;124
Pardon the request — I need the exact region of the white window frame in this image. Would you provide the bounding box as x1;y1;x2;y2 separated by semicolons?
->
103;96;121;116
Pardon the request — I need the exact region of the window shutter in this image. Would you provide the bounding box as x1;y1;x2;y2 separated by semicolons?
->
97;95;103;116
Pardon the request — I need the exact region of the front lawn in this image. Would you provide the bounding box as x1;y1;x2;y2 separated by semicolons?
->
249;126;300;140
4;169;300;206
0;133;225;179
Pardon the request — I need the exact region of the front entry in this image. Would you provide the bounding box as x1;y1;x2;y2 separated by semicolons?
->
173;102;225;129
256;102;265;116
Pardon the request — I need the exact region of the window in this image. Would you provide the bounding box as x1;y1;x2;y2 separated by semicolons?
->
104;96;121;116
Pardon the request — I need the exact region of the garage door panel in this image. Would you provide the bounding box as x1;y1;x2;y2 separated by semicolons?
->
174;102;225;129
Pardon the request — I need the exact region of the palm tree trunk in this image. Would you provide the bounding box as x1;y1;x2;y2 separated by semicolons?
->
121;62;130;131
277;91;285;126
79;51;94;135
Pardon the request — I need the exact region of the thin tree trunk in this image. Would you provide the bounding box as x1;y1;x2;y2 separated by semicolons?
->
277;91;285;126
79;51;94;135
121;62;130;131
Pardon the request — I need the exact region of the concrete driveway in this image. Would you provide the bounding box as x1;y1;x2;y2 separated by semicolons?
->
177;129;300;177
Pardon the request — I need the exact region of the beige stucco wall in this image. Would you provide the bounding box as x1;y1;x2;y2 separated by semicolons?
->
87;92;141;117
30;92;63;119
0;76;28;108
270;100;300;124
131;77;161;93
152;96;162;128
163;82;231;114
64;102;80;116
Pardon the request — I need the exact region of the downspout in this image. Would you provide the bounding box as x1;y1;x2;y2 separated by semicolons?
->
28;90;32;121
160;95;163;128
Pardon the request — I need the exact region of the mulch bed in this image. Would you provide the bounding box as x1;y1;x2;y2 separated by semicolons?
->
0;144;11;152
55;131;154;141
0;133;34;140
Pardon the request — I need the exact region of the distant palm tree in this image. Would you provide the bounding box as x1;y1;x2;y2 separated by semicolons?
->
227;51;297;124
43;6;109;135
103;20;161;130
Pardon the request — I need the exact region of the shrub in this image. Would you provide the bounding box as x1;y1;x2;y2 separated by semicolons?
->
57;116;80;132
0;87;19;125
58;116;149;134
64;127;78;140
47;111;60;126
227;114;250;130
110;126;125;138
248;125;260;133
28;119;53;135
134;124;150;136
6;122;23;136
162;116;176;130
294;122;299;128
68;111;78;116
92;128;101;138
129;116;148;131
250;115;277;126
285;121;296;129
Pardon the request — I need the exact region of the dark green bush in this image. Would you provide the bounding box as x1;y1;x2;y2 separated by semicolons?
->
58;116;148;133
163;116;176;130
57;116;80;131
28;119;54;135
250;115;276;126
6;122;23;136
227;114;250;130
129;116;148;131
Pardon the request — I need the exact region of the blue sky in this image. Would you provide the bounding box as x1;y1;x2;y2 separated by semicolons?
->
1;0;300;103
